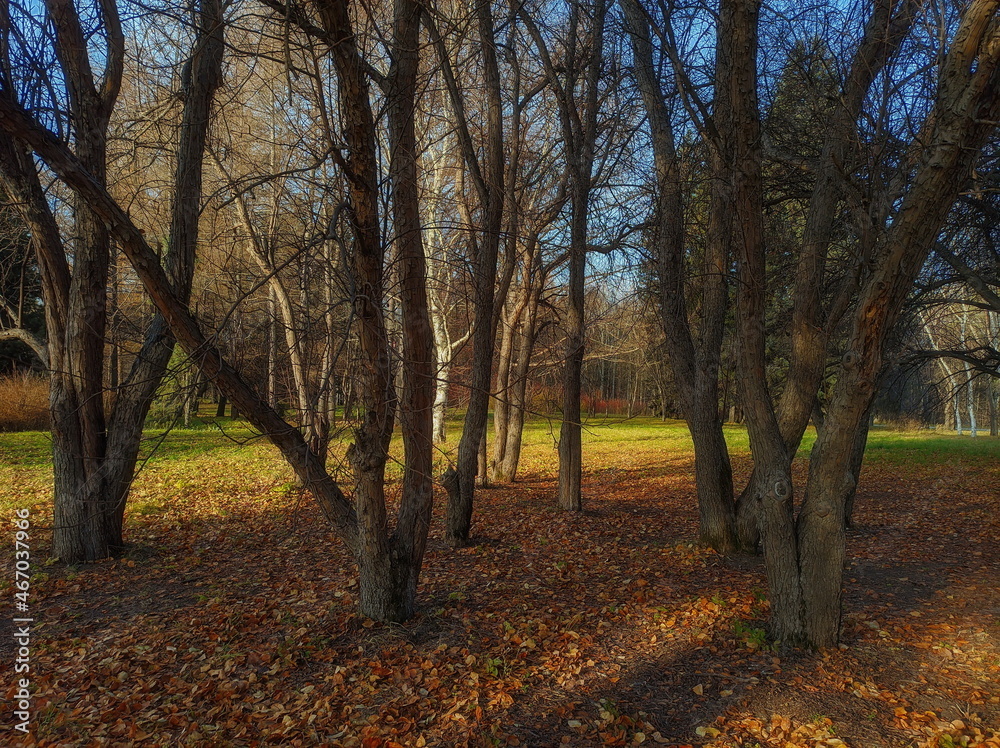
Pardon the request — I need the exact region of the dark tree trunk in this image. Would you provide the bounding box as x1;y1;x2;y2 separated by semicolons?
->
427;0;506;547
688;406;737;552
552;0;607;513
843;400;874;528
621;0;737;552
0;0;221;563
990;382;998;437
558;180;586;512
380;0;435;620
46;0;117;561
797;0;1000;646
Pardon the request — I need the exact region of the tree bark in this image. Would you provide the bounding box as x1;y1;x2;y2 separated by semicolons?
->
558;175;587;511
843;400;874;529
383;0;436;620
798;0;1000;645
494;264;544;483
519;0;606;513
428;0;506;547
1;0;221;562
621;0;737;552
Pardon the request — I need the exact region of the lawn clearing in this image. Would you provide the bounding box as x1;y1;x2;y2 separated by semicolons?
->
1;419;998;747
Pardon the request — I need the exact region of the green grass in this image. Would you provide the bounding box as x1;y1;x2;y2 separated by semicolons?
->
1;414;996;518
864;427;1000;464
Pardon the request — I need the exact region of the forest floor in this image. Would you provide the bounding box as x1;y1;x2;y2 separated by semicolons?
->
1;417;999;747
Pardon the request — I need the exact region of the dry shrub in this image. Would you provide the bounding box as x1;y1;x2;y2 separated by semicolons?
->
0;373;50;432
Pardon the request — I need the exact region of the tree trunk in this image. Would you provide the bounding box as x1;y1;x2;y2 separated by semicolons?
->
432;358;450;443
620;0;737;551
491;294;524;481
440;0;506;547
555;0;607;513
380;0;435;621
991;312;999;437
688;406;737;552
0;0;221;563
558;182;586;512
267;286;278;409
48;0;116;560
496;278;543;482
797;0;1000;646
357;551;420;622
477;428;489;487
843;401;874;529
990;376;998;436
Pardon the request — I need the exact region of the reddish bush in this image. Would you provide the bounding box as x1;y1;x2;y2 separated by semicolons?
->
0;373;50;431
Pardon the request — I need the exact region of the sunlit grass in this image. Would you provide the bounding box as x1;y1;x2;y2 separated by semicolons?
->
1;413;996;518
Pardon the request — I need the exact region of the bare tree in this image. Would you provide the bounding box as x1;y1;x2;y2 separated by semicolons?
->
0;0;439;620
422;0;507;546
521;0;609;511
0;0;222;562
768;0;1000;645
621;0;738;551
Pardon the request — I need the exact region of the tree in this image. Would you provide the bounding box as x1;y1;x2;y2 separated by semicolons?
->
522;0;609;512
0;0;439;621
621;0;739;552
623;0;1000;644
423;0;507;546
771;0;1000;645
0;0;223;562
491;169;568;483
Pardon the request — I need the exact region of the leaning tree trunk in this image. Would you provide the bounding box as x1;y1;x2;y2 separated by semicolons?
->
990;376;998;437
843;397;875;528
797;0;1000;646
101;2;223;544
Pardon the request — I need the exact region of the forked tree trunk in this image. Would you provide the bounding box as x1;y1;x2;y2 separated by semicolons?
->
0;0;222;563
734;0;922;556
721;0;806;643
621;0;738;552
493;273;544;483
45;0;117;561
491;293;524;478
795;0;1000;646
524;0;607;514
